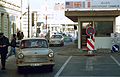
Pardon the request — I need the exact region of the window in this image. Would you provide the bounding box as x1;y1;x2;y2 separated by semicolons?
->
20;39;48;49
95;21;113;37
51;35;62;38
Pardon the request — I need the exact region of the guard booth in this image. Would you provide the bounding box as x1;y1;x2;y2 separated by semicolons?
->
65;10;120;50
65;0;120;50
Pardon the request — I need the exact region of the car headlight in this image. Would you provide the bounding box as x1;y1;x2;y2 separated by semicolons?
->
48;52;54;58
18;53;24;59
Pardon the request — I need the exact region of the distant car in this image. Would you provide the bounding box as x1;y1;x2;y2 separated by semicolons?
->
16;38;55;72
49;34;64;46
64;36;73;42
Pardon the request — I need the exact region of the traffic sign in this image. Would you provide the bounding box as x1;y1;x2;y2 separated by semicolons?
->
112;44;119;52
86;27;95;36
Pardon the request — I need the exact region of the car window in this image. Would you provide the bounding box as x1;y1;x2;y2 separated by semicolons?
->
51;35;62;38
20;39;48;49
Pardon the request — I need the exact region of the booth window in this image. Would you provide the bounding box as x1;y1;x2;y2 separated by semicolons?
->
95;21;113;37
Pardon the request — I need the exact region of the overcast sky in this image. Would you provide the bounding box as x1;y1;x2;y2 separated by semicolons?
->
21;0;120;25
22;0;65;10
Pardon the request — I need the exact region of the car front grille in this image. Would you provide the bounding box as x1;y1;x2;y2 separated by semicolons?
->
24;56;48;63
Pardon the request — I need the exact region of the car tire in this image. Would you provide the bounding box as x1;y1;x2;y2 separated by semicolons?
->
47;65;53;72
17;66;25;73
17;66;22;73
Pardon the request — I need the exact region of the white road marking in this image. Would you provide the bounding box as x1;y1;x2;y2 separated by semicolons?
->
86;57;94;71
59;76;119;77
54;56;72;77
111;55;120;66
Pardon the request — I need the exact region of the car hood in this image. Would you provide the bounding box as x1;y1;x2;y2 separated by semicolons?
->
21;48;51;55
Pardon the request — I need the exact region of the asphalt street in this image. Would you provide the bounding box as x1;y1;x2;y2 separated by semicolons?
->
0;42;120;77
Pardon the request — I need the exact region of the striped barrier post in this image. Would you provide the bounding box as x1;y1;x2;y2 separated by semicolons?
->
87;37;95;54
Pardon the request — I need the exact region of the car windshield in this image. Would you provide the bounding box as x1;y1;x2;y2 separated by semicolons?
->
20;39;48;49
51;35;62;39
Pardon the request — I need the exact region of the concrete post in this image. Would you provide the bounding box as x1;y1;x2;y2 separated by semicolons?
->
78;17;81;49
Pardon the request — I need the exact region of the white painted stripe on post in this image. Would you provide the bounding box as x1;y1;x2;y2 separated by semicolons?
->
88;39;94;45
87;43;94;50
87;38;94;50
54;56;72;77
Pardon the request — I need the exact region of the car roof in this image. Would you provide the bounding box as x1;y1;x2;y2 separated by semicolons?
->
52;34;63;36
21;38;47;41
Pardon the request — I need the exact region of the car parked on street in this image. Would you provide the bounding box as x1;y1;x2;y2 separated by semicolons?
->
49;34;64;46
16;38;55;72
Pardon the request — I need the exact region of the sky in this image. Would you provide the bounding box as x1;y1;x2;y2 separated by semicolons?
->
21;0;120;25
22;0;65;10
21;0;76;24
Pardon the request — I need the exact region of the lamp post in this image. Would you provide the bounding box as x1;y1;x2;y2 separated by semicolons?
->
20;0;22;31
28;1;30;38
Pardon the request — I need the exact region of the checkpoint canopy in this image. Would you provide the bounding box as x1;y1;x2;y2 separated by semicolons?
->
65;0;120;50
65;0;120;22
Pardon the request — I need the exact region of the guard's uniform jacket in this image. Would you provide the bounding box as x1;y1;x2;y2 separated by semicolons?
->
0;36;9;54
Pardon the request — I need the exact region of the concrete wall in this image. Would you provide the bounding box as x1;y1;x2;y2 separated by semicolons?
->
95;37;112;50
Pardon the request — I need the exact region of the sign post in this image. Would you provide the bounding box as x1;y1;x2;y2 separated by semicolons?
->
86;26;95;55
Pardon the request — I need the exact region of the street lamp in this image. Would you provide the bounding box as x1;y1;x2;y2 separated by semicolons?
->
28;2;30;38
20;0;22;31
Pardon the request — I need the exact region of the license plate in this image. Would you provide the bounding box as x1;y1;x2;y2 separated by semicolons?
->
55;41;59;44
32;58;47;62
25;57;47;62
30;64;42;66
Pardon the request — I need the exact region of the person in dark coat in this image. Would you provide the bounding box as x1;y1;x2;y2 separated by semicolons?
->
17;31;21;40
0;33;9;70
20;32;24;39
7;34;17;59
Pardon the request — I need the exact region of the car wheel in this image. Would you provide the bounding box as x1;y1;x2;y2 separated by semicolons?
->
17;66;25;73
17;66;23;73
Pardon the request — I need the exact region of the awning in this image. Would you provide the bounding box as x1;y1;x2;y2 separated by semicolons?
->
65;10;120;22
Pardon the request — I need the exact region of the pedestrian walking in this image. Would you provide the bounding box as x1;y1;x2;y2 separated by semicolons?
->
0;33;9;70
7;34;17;59
17;31;21;40
20;32;24;39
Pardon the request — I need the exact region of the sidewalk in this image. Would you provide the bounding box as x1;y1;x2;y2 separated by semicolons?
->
57;43;120;56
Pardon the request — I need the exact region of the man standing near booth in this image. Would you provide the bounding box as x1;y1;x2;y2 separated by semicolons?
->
0;33;9;70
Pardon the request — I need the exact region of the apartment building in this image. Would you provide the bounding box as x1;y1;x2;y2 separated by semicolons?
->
0;0;21;39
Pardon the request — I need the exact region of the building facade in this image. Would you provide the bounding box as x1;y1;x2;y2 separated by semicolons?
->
0;0;21;39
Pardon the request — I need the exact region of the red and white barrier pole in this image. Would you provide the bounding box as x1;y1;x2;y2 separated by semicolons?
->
87;36;95;54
